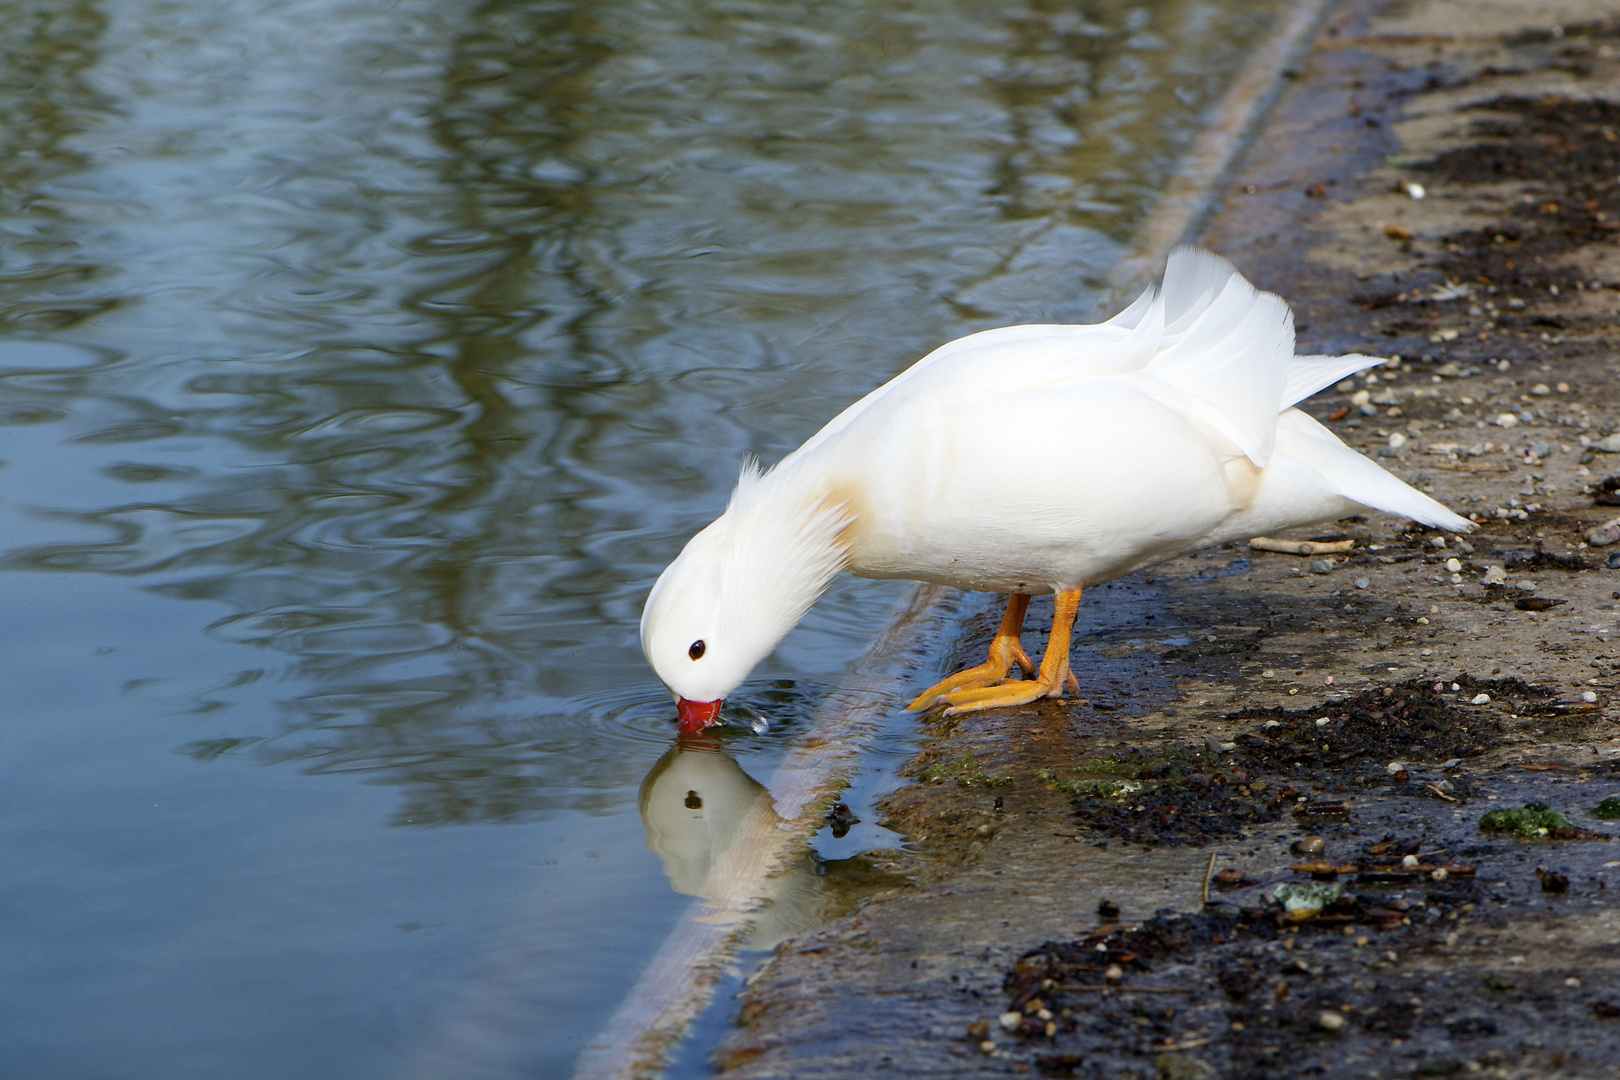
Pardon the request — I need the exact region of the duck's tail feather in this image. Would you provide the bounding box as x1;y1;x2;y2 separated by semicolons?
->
1146;248;1293;467
1281;353;1385;410
1279;410;1475;532
1105;283;1158;330
1160;245;1244;333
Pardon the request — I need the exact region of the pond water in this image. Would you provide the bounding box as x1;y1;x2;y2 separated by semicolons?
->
0;0;1281;1076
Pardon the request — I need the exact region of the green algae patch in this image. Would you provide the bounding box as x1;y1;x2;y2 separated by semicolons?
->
1593;796;1620;820
1479;802;1574;838
917;754;1012;788
1064;778;1144;799
1073;755;1140;778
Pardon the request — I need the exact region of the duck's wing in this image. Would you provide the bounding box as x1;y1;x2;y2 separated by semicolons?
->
788;305;1161;463
794;248;1384;477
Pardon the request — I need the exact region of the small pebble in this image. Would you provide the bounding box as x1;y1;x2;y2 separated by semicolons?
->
1496;413;1519;428
1402;854;1420;868
1584;691;1599;703
1292;836;1326;856
1445;558;1462;573
1315;717;1331;728
1483;566;1508;584
1318;1010;1346;1032
999;1011;1021;1032
1596;434;1620;453
1531;383;1551;396
1387;761;1407;774
1471;693;1491;705
1310;559;1334;574
1430;536;1447;549
1354;576;1370;590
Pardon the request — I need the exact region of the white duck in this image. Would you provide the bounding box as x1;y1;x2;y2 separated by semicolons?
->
642;247;1472;733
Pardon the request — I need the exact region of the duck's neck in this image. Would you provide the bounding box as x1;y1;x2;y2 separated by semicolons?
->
715;460;851;651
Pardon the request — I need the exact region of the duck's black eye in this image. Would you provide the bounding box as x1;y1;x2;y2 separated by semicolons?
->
684;790;702;809
688;640;705;660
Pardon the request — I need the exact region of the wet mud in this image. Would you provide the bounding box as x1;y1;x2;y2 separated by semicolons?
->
705;2;1620;1077
987;693;1619;1079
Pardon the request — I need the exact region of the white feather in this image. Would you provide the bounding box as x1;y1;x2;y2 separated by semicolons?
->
1282;353;1385;409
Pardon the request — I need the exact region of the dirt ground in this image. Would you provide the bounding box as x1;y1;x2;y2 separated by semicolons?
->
708;1;1620;1076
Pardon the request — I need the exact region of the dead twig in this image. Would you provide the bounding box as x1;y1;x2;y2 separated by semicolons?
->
1201;850;1218;905
1248;536;1356;556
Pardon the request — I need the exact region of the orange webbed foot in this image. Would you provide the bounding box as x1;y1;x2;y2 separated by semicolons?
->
906;594;1032;711
933;589;1083;717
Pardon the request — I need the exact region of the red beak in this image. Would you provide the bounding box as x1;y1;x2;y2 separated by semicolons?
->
676;697;723;735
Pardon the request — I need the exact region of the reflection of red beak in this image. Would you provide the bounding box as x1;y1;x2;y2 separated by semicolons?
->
676;697;723;735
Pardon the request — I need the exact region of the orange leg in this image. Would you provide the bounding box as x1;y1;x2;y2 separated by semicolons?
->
905;594;1036;711
933;588;1083;717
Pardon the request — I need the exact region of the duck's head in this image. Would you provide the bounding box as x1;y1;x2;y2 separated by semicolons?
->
641;517;771;733
640;463;852;734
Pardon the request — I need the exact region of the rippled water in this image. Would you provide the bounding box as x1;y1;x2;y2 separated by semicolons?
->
0;1;1281;1076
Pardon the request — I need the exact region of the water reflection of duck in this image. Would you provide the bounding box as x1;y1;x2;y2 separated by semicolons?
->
638;740;830;950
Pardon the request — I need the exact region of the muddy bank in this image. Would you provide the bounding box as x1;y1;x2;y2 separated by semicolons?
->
710;1;1620;1076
